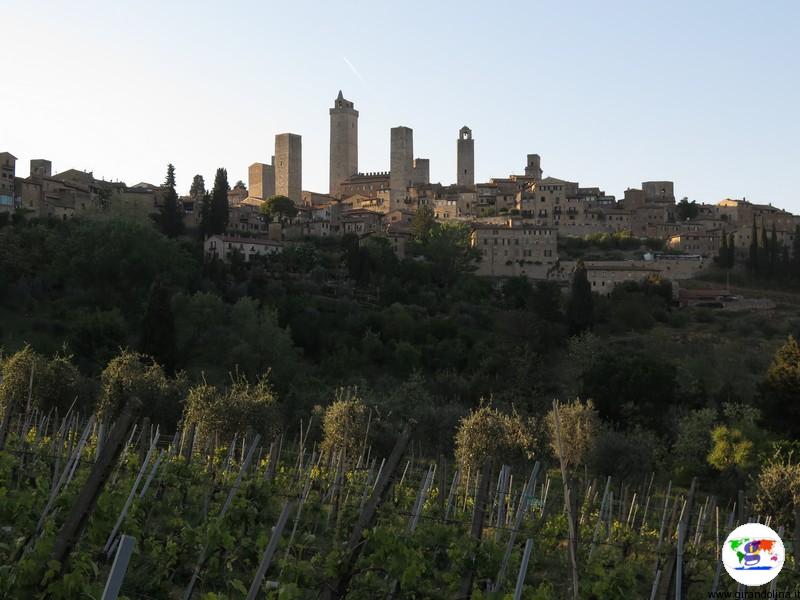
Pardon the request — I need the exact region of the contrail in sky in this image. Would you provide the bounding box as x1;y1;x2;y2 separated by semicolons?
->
343;56;368;87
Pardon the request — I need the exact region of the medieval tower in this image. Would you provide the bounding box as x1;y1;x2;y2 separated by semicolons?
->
248;162;275;200
329;91;358;197
525;154;542;182
457;126;474;188
275;133;302;203
389;126;413;209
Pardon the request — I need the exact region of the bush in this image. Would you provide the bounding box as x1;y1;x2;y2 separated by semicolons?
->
671;408;717;483
98;350;185;428
546;399;599;469
0;345;84;414
753;451;800;530
182;373;279;445
588;426;661;481
454;404;535;472
319;388;369;460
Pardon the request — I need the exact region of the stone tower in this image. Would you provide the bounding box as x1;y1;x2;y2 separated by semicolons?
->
457;126;474;188
389;126;413;209
274;133;302;203
329;91;359;198
525;154;542;182
412;158;430;186
30;159;52;178
248;162;275;200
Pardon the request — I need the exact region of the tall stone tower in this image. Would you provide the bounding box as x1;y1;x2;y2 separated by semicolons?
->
248;162;275;200
412;158;430;186
389;126;413;209
275;133;302;203
457;126;474;188
329;91;358;198
525;154;542;182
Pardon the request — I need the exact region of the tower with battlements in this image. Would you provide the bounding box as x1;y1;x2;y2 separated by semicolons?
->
275;133;302;203
457;126;474;188
329;91;358;198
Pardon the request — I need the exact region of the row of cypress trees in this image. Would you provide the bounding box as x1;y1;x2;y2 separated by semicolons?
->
159;164;230;238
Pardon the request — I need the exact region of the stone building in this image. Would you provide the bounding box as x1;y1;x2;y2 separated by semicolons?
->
457;126;475;189
340;172;390;198
517;176;580;225
204;234;283;262
228;181;248;205
329;91;358;197
642;181;675;204
275;133;302;203
470;221;558;279
341;208;383;235
666;230;723;257
0;152;16;212
583;263;663;296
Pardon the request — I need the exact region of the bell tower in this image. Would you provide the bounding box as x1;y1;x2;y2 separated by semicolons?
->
457;126;474;188
329;91;359;197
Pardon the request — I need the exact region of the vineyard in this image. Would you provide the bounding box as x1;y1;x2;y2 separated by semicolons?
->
0;399;798;600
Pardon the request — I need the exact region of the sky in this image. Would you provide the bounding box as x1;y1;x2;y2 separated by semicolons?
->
3;0;800;210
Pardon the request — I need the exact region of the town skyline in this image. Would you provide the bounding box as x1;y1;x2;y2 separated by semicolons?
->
4;0;799;209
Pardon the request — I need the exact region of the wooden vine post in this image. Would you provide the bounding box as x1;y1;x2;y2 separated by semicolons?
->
319;420;414;600
553;399;579;600
456;457;494;600
41;397;141;588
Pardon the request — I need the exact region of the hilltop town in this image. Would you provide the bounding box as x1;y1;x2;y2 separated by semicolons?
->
4;96;800;599
2;91;797;297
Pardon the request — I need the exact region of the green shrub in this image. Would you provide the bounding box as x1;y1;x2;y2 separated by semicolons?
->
454;404;535;472
0;344;84;414
319;388;369;460
98;350;185;428
753;451;800;529
546;399;599;468
182;373;279;444
588;426;661;481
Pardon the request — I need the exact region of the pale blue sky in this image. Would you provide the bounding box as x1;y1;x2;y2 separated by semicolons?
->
4;1;799;209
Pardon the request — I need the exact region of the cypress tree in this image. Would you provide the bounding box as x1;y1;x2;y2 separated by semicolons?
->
793;225;800;278
718;229;729;268
200;192;213;238
140;281;176;372
749;216;758;273
567;260;593;335
761;222;769;275
728;232;736;268
209;168;230;235
770;224;779;275
189;174;206;202
782;245;790;274
159;163;184;238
